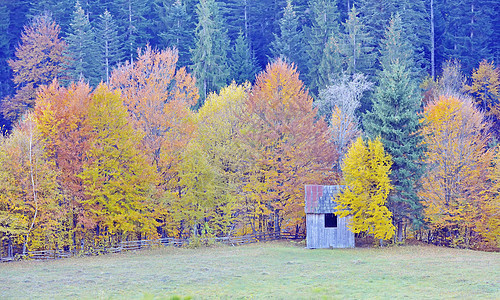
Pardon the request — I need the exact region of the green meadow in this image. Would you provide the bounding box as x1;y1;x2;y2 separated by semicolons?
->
1;241;498;299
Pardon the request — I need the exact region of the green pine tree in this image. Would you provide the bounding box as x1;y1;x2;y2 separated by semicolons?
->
0;3;11;100
356;0;395;52
66;1;101;86
224;0;250;43
338;6;375;76
395;0;430;78
435;0;495;73
191;0;230;105
363;15;425;241
96;9;123;84
270;0;306;76
116;0;149;64
157;0;194;68
29;0;73;33
229;31;259;84
304;0;341;96
378;14;413;72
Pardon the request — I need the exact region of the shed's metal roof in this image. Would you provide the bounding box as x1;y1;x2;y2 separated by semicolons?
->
304;185;343;214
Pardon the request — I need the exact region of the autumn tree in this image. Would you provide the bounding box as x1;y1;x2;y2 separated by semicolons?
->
3;14;67;122
0;115;61;254
34;80;92;248
316;73;373;170
482;151;500;248
336;137;395;241
178;83;251;237
421;60;467;106
110;46;198;175
79;84;158;241
420;96;493;248
110;46;198;237
465;60;500;138
242;59;337;234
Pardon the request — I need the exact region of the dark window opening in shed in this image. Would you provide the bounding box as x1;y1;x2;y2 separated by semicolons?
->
325;213;337;228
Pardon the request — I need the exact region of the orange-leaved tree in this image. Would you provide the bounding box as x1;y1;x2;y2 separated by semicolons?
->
110;46;198;238
242;58;337;234
110;46;198;173
3;14;67;122
34;80;92;248
420;95;493;248
79;84;158;243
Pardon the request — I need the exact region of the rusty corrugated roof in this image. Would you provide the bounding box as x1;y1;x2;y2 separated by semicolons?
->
304;185;342;214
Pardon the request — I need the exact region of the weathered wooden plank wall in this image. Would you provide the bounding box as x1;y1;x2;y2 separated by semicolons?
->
306;214;354;248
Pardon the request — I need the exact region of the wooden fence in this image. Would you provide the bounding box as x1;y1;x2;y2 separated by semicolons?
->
0;232;304;263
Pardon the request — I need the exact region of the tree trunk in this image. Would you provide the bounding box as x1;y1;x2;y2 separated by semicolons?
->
8;237;13;257
397;221;404;243
24;121;38;255
274;209;280;235
430;0;435;79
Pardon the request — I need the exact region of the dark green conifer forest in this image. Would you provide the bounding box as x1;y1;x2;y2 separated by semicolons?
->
1;0;498;115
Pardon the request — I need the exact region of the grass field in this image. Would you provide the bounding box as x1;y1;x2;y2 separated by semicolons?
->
0;241;498;299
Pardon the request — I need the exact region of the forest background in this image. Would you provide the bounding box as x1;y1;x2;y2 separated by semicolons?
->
0;0;499;257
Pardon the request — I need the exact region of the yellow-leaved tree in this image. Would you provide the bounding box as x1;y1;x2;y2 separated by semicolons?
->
0;115;61;254
176;83;251;238
335;137;395;240
79;84;158;243
481;150;500;248
420;95;493;248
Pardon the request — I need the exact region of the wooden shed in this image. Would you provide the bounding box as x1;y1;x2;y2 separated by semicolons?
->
305;185;354;248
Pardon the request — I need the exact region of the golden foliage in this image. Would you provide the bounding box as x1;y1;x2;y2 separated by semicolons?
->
336;137;395;240
243;59;337;234
420;96;493;247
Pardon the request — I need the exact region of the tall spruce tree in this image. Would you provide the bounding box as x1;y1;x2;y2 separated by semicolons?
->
338;6;375;76
304;0;341;96
116;0;149;64
96;9;122;84
0;3;12;100
224;0;250;43
157;0;192;66
270;0;306;76
355;0;429;78
157;0;194;68
245;0;280;68
29;0;73;34
435;0;495;74
66;1;101;86
363;15;425;241
229;31;259;84
395;0;430;78
191;0;230;105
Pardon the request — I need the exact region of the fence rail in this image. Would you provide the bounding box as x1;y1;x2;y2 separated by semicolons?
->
0;232;304;263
